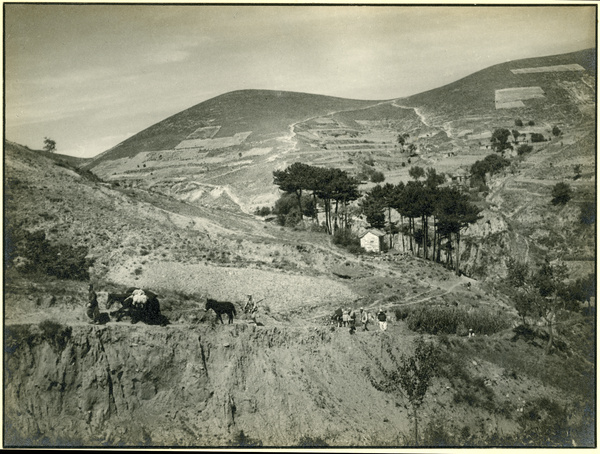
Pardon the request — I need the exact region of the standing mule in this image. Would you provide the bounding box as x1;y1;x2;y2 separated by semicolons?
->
205;299;237;324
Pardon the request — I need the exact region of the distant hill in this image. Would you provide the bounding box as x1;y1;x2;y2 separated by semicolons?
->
398;48;596;131
88;90;381;165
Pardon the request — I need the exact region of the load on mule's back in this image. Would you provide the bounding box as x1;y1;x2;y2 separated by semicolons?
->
205;298;237;324
106;287;167;326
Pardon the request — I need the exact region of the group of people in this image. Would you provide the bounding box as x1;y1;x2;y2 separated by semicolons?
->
333;307;388;333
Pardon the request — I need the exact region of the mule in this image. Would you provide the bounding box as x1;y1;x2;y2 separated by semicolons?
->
205;299;237;324
106;288;167;326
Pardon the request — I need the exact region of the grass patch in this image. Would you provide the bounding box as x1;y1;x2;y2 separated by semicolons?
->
395;305;510;335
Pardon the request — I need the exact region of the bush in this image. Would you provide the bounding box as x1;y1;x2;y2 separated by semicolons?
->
6;227;91;281
370;171;385;183
39;320;72;353
254;206;272;216
470;154;510;182
401;305;510;335
332;229;363;254
531;133;545;143
515;119;524;127
551;182;572;205
579;201;596;225
517;144;533;155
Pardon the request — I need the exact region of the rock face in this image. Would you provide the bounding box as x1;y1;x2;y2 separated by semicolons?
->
4;322;413;447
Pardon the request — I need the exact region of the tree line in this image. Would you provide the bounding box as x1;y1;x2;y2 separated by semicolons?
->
273;162;481;276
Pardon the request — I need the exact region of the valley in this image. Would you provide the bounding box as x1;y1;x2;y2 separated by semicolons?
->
4;48;596;447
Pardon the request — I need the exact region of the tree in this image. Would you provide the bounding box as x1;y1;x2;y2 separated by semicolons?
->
435;188;481;275
490;128;513;154
273;162;313;221
470;154;510;184
397;133;410;147
506;257;529;288
366;338;439;446
530;261;569;354
573;164;582;180
370;171;385;183
43;137;56;153
512;129;520;143
517;144;533;156
360;186;386;229
551;182;572;206
510;259;572;354
531;133;545;143
408;166;425;181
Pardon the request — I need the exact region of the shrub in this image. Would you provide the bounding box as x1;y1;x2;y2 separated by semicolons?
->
579;201;596;225
517;144;533;155
531;133;545;143
6;227;91;281
515;119;523;127
254;206;272;216
296;436;329;447
470;154;510;182
551;182;572;205
333;229;364;254
39;320;72;353
402;305;510;335
370;171;385;183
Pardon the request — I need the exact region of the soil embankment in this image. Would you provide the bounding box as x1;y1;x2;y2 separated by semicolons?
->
5;320;416;447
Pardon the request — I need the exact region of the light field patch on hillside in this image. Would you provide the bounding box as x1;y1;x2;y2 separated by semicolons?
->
185;125;221;140
175;131;252;150
495;86;545;109
511;63;585;74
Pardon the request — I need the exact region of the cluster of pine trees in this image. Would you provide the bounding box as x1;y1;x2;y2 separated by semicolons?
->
273;162;360;234
273;163;481;275
361;167;481;275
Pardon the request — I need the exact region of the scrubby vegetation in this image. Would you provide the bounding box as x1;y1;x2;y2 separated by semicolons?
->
395;305;511;336
5;226;92;281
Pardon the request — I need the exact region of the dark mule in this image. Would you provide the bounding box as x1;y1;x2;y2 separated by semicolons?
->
106;288;168;326
206;299;237;324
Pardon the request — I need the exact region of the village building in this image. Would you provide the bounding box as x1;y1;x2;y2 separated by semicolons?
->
360;229;386;253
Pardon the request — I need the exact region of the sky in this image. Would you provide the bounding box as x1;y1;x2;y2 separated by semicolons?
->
4;3;596;158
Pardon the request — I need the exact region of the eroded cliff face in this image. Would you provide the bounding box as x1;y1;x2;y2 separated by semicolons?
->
4;322;413;447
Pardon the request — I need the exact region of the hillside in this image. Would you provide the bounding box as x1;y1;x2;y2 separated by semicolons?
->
4;48;596;448
4;131;596;447
83;49;596;284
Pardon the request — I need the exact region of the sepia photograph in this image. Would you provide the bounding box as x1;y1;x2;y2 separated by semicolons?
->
3;2;597;448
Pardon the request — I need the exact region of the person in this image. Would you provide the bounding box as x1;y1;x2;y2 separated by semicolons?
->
333;307;343;327
342;309;349;327
377;308;387;331
360;307;369;331
86;284;100;324
244;294;253;313
250;297;259;324
349;308;356;333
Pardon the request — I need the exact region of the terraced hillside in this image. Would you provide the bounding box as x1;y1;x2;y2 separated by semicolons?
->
82;49;596;285
4;137;595;447
4;48;596;447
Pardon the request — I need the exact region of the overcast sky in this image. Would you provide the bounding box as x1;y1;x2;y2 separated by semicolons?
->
4;4;596;158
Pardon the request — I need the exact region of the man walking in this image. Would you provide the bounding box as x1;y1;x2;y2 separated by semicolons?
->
377;308;387;331
360;307;369;331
